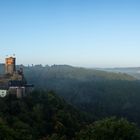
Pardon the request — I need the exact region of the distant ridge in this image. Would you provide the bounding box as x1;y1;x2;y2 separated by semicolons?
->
99;67;140;79
0;64;136;88
22;64;136;82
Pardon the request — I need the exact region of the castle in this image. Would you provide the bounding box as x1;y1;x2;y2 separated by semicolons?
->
0;56;33;98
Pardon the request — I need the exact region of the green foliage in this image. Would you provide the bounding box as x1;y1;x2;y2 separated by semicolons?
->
19;65;140;125
0;118;15;140
76;117;140;140
0;91;139;139
42;134;67;140
25;65;135;81
0;91;86;140
0;65;140;139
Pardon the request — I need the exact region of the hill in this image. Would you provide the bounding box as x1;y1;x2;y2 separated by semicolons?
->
0;91;140;140
19;65;140;126
100;67;140;79
1;64;140;126
0;91;88;140
0;64;136;82
0;64;140;139
23;65;135;82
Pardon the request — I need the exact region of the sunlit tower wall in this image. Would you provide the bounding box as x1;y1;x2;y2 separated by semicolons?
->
5;57;16;74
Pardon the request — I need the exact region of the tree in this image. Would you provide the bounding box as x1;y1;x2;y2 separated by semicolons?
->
0;118;15;140
76;117;140;140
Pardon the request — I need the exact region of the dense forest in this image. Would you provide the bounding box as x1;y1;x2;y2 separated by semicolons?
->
1;64;140;139
0;91;83;140
21;65;140;124
101;67;140;79
0;91;140;140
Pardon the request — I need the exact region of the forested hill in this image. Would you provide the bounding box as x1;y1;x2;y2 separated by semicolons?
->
0;64;136;81
101;67;140;80
23;65;135;82
20;65;140;127
2;64;140;127
1;64;140;139
0;91;88;140
0;91;140;140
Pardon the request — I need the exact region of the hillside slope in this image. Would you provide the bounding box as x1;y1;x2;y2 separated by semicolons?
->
0;64;136;81
101;67;140;79
0;91;87;140
2;64;140;126
23;65;135;82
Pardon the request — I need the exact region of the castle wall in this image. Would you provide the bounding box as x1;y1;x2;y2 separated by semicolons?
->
0;56;34;98
5;57;16;74
9;87;25;98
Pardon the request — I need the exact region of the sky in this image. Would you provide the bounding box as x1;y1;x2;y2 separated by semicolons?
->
0;0;140;67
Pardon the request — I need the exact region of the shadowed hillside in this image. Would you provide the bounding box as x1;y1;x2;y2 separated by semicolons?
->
1;64;140;126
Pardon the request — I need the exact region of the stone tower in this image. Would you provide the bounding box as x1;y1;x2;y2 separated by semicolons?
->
5;57;16;74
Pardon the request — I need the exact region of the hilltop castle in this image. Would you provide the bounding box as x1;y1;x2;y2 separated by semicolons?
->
0;56;33;98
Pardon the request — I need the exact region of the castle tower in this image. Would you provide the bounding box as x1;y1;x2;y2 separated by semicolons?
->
5;57;16;74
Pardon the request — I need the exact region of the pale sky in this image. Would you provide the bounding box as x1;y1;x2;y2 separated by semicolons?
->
0;0;140;67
